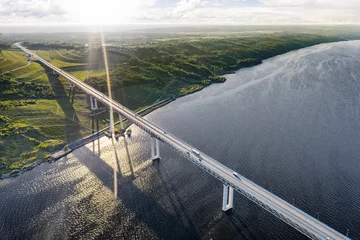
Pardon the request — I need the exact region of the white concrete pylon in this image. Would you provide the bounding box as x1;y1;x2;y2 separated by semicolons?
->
90;96;98;111
118;113;124;130
94;98;98;109
151;136;160;161
156;138;160;159
109;110;114;136
90;96;94;110
222;184;234;211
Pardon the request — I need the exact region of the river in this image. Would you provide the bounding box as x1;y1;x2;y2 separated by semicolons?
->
1;41;360;240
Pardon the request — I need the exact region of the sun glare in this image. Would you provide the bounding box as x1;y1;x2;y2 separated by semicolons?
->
61;0;155;24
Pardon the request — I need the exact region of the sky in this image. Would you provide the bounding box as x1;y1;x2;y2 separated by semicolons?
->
1;0;360;25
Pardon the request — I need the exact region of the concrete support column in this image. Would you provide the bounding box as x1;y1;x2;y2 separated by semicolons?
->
109;110;114;137
94;98;98;109
118;113;124;130
151;137;155;158
222;184;234;211
151;136;160;161
90;96;94;110
229;185;234;207
156;138;160;159
90;96;98;111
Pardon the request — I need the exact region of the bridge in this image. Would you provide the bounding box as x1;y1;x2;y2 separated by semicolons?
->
15;43;350;240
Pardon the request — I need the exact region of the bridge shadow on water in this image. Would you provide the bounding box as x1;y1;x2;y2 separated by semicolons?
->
47;72;82;142
72;136;199;239
226;211;258;240
154;160;198;237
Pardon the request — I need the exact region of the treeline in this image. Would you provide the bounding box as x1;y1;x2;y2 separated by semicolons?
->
0;74;55;100
23;41;85;50
0;41;11;53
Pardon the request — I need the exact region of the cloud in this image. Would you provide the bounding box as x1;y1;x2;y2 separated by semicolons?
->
135;0;206;21
255;0;360;23
1;0;360;25
158;0;360;24
259;0;315;7
171;0;205;19
0;0;66;18
259;0;360;9
62;0;157;24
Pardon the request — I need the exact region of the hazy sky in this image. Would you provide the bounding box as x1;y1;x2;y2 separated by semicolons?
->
1;0;360;25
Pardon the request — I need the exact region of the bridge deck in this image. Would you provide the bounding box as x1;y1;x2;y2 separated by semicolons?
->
16;43;350;240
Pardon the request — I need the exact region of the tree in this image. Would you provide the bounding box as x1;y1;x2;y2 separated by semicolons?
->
0;41;10;49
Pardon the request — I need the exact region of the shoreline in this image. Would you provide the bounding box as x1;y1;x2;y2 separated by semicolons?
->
0;98;174;179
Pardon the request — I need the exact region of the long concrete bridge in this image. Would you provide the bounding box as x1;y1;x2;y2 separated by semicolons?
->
15;43;351;240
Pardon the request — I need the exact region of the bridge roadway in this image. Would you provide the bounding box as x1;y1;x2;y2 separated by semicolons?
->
16;43;350;240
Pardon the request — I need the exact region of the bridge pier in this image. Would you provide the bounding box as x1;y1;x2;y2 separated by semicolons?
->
222;184;234;211
118;113;124;131
90;96;98;111
69;83;75;103
150;136;160;161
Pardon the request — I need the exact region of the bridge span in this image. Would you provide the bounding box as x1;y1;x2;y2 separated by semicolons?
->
16;43;350;240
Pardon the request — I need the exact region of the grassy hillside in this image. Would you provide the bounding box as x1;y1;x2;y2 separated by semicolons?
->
102;33;341;98
0;32;344;174
0;48;108;174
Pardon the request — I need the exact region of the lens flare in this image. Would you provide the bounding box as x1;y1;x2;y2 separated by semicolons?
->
100;27;114;136
100;27;118;199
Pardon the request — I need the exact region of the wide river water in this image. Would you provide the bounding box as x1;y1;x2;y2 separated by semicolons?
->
1;41;360;240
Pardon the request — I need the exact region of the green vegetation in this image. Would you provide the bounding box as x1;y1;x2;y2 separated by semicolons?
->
0;41;11;50
23;42;85;50
0;50;28;73
0;49;108;174
0;115;64;171
89;33;342;101
0;32;347;175
0;75;55;99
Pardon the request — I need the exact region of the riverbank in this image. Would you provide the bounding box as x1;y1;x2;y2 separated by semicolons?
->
0;98;174;179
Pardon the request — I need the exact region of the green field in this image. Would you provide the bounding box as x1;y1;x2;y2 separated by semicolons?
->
0;32;348;174
0;47;109;173
0;50;28;73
